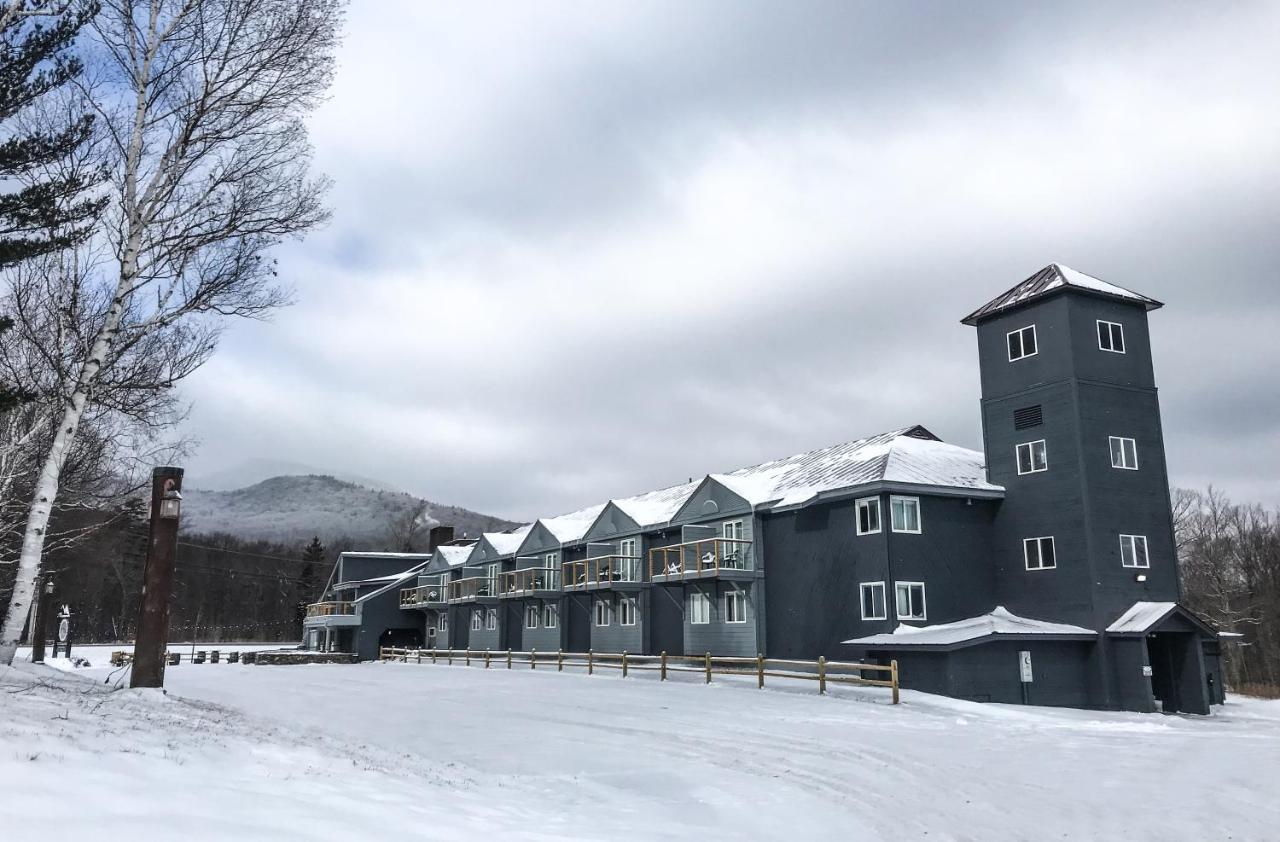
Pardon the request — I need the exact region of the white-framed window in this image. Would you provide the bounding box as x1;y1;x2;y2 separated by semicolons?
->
438;612;448;633
894;582;926;621
543;603;559;628
856;496;881;535
594;598;610;627
486;563;499;593
544;551;560;568
485;608;497;631
890;496;921;534
619;597;637;626
724;589;746;623
525;604;539;629
689;591;711;625
1109;436;1138;470
1016;439;1048;475
721;520;746;569
618;538;636;558
471;610;482;631
1024;536;1057;571
1097;320;1126;354
860;582;887;621
1120;534;1150;568
1007;324;1037;361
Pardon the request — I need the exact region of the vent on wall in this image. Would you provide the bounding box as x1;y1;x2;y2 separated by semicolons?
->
1013;404;1043;430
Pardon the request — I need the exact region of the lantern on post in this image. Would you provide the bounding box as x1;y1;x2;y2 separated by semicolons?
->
159;479;182;519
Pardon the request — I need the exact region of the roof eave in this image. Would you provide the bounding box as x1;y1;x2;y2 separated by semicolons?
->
961;284;1164;327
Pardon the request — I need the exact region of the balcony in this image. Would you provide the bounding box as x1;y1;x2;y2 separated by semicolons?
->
563;555;643;591
400;581;447;608
499;567;561;598
306;601;355;617
448;576;498;604
649;538;753;582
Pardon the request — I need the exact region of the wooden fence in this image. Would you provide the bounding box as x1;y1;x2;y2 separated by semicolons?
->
378;646;899;704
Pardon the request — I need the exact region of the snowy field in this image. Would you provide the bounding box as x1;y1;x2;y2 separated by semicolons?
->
3;657;1279;841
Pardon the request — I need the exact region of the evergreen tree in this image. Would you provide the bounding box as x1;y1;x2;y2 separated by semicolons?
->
0;0;104;269
300;536;325;600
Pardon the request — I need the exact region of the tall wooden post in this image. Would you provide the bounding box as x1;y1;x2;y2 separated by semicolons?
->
660;650;667;681
756;653;764;689
29;576;54;664
131;466;183;689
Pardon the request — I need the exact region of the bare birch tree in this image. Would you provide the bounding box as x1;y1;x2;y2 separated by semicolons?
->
0;0;342;663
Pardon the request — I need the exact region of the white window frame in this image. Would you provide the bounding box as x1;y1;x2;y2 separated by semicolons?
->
1109;436;1138;470
543;603;559;628
894;582;927;621
618;538;636;558
438;612;448;633
1016;439;1048;475
855;496;881;536
1007;324;1038;361
594;598;610;627
890;495;922;534
486;563;499;593
1097;320;1126;354
860;581;887;621
619;597;637;626
544;551;560;568
1120;534;1150;568
689;591;711;625
471;610;482;631
525;604;539;629
724;589;746;624
485;607;497;631
722;520;744;540
1024;536;1057;571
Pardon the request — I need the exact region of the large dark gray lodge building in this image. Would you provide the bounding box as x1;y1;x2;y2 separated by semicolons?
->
305;264;1227;714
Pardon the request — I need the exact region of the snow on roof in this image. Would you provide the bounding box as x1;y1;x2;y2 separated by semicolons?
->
707;425;1001;510
340;551;434;560
435;545;473;568
354;561;431;603
539;503;607;543
611;480;701;527
845;607;1096;647
483;524;534;556
961;263;1162;325
1106;602;1179;634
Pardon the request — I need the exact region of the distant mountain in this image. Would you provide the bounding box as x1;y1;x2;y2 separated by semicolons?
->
180;475;518;546
186;458;404;493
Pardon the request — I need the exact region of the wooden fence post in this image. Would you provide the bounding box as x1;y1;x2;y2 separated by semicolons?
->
448;649;453;665
507;649;512;669
466;649;471;666
756;653;764;689
622;651;628;678
531;648;536;669
484;650;490;669
660;651;667;681
416;650;422;664
588;649;594;675
557;649;563;672
704;652;711;684
432;649;437;664
891;659;900;705
818;656;827;695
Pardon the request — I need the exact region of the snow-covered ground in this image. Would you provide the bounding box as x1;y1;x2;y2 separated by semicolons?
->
3;656;1278;841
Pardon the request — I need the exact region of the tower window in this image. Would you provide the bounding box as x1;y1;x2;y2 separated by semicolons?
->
1007;325;1038;361
1109;436;1139;470
860;582;887;620
890;496;921;533
1024;536;1057;570
1097;320;1126;354
1013;404;1043;430
856;496;881;535
894;582;927;620
1120;534;1150;568
1016;440;1048;474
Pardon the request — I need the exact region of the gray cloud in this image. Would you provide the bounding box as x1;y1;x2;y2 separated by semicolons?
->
181;1;1280;520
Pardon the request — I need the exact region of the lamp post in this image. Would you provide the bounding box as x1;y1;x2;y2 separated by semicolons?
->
131;466;183;688
30;577;54;664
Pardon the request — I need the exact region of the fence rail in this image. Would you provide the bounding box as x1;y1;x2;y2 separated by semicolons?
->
377;646;898;703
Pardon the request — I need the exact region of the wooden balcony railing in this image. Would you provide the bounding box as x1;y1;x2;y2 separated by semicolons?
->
400;582;447;608
648;538;752;580
562;556;643;590
448;576;495;602
499;567;560;596
306;601;355;618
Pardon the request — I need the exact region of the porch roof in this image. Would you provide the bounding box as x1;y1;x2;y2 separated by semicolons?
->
844;606;1097;651
1105;601;1220;638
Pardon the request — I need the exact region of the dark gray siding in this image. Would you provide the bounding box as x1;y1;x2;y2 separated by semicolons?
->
589;592;646;653
682;581;758;657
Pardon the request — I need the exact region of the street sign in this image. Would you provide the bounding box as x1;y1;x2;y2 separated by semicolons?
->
1019;650;1033;683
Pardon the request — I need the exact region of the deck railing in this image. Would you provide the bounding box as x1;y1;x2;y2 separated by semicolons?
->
448;576;495;602
648;538;752;580
499;567;561;596
400;582;447;608
562;555;643;590
305;601;355;618
377;646;899;704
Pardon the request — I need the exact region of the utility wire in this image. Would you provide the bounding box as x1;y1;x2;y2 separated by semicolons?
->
175;540;321;566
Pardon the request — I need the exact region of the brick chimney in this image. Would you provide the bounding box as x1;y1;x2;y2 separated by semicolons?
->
427;525;454;552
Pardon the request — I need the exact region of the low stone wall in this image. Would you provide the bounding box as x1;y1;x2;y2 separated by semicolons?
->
253;650;358;666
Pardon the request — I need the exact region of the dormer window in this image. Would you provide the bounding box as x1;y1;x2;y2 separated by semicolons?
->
1007;325;1037;361
1097;320;1126;353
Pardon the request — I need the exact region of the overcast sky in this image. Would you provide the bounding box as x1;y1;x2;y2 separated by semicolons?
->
181;1;1280;520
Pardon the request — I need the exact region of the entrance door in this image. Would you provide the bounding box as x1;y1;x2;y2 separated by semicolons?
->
649;584;685;656
1147;632;1209;715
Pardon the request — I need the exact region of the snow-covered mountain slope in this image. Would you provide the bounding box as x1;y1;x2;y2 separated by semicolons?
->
180;474;516;544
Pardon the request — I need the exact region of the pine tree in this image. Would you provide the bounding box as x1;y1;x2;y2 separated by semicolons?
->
0;1;105;268
300;536;324;600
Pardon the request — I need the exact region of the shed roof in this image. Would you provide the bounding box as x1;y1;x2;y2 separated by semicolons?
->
961;263;1162;325
844;606;1096;649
